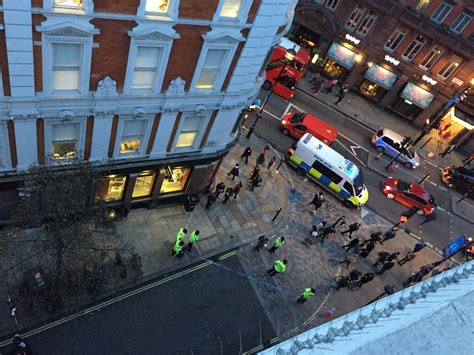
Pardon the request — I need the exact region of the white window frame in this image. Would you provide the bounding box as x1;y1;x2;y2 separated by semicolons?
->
356;10;378;37
345;4;366;31
0;68;3;96
401;36;426;62
431;2;452;23
213;0;252;24
172;113;210;153
325;0;339;11
45;120;86;161
450;12;472;34
437;55;462;80
137;0;180;19
0;123;12;170
44;0;93;15
114;116;153;159
42;36;93;96
190;42;238;93
385;27;408;52
419;45;443;70
124;39;173;94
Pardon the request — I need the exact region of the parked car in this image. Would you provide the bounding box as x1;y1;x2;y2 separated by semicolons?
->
381;177;435;215
280;112;338;146
371;128;420;169
442;166;474;197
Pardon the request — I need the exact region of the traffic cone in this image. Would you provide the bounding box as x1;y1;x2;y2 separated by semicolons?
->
388;163;398;173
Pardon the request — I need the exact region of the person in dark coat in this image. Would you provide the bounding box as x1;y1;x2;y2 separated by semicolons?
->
376;261;396;275
398;251;416;265
227;164;240;181
342;237;360;253
223;187;234;204
250;166;260;180
334;89;345;105
254;235;268;252
386;252;400;262
249;176;262;191
413;242;426;253
215;182;225;199
312;80;323;95
356;273;374;287
369;231;383;244
310;192;325;211
241;146;253;164
379;227;398;245
359;240;376;258
320;224;336;243
373;251;390;267
233;181;243;199
341;222;361;238
205;193;217;209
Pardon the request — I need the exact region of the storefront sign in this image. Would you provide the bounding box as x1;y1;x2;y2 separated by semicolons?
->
327;43;358;69
365;64;398;89
384;55;400;66
345;34;361;45
400;82;435;109
422;75;437;86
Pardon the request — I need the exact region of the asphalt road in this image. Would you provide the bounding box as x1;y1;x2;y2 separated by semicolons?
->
247;88;472;250
18;256;275;355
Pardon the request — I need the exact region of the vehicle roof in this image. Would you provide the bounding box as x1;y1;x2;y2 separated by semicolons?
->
380;127;404;142
278;37;310;64
457;167;474;178
302;114;338;142
393;178;432;201
297;133;360;180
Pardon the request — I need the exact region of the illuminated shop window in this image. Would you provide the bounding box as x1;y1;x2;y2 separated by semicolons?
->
52;123;79;159
145;0;169;13
132;173;155;198
220;0;242;18
98;176;127;201
160;167;190;193
120;120;146;154
54;0;83;7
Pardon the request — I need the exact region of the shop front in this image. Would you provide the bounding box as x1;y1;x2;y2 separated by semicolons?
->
323;42;359;79
359;63;399;102
434;107;473;146
391;82;435;121
96;159;220;210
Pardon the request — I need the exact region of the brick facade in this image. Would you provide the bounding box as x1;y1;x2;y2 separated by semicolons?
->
178;0;219;20
94;0;140;14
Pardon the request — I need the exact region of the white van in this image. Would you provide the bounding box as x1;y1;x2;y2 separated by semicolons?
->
287;133;369;207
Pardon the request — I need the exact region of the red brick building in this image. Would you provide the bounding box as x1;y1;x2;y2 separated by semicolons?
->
291;0;474;153
0;0;296;223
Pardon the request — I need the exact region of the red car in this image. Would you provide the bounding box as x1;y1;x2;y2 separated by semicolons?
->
381;177;435;216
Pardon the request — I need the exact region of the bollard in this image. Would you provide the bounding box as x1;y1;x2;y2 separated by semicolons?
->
272;208;282;221
418;174;430;185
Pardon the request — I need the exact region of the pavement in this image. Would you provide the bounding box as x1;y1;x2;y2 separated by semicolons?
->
0;130;449;354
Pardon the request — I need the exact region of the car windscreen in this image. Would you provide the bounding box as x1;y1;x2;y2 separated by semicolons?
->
290;113;305;124
278;76;296;89
406;145;415;157
353;171;364;195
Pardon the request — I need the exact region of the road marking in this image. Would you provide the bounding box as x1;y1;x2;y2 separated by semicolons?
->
218;251;236;260
0;260;213;348
262;109;281;121
361;207;370;219
335;139;367;167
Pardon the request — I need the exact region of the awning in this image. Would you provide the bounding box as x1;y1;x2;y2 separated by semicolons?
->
327;42;357;69
364;64;398;89
400;82;434;109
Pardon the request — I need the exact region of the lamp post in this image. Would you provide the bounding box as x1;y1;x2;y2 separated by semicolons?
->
246;47;297;139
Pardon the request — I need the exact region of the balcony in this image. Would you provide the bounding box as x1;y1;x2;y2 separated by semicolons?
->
399;6;474;58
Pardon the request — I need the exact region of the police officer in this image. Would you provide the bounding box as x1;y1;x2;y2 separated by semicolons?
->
268;236;285;254
172;240;185;257
176;228;187;243
297;288;315;304
187;230;200;252
268;259;287;276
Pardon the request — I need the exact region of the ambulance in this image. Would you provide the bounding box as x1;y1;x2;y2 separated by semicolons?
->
287;133;369;207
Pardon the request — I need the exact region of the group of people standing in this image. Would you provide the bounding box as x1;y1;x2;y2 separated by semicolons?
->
172;228;200;257
310;73;349;106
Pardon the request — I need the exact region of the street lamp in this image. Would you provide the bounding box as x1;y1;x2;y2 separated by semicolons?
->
246;46;298;139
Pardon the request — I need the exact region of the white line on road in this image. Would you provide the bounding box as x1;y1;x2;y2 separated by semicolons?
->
335;139;367;167
262;109;281;120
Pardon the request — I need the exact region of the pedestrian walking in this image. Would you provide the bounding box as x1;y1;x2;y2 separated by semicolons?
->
359;240;376;258
403;264;435;287
205;193;216;209
310;192;325;211
250;166;260;180
342;237;360;253
376;261;396;275
349;269;362;282
233;181;243;199
386;251;400;262
439;143;456;158
268;259;287;276
324;79;337;94
312;80;323;95
223;186;234;204
266;157;277;173
339;253;356;269
311;222;325;238
297;288;315;304
227;164;240;181
373;251;390;267
341;222;361;238
398;251;416;266
172;240;185;257
413;242;426;253
337;82;349;97
356;273;374;287
187;230;200;252
256;152;265;166
263;145;270;158
241;146;253;164
215;182;225;199
269;236;285;253
176;228;187;242
379;227;398;245
249;175;262;191
334;90;345;105
254;235;268;252
419;211;437;227
320;224;336;243
369;231;383;244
